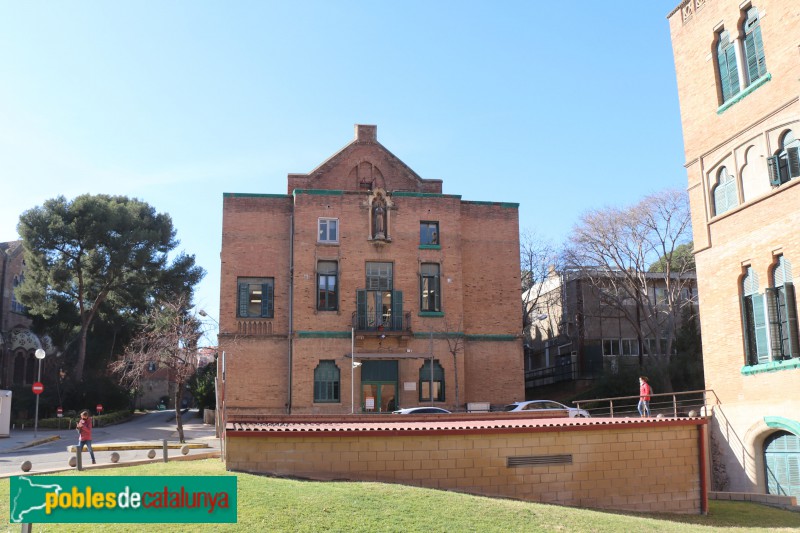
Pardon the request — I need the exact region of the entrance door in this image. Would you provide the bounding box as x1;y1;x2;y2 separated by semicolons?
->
765;430;800;499
361;382;397;413
360;360;398;413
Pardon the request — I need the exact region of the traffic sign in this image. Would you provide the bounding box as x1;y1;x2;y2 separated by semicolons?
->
32;382;44;395
57;406;63;418
96;403;104;413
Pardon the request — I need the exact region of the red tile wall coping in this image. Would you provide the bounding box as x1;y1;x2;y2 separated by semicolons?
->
227;416;707;438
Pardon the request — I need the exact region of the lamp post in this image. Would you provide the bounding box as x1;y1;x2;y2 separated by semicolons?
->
33;348;46;438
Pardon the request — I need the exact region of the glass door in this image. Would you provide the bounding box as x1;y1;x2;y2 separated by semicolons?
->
361;382;397;413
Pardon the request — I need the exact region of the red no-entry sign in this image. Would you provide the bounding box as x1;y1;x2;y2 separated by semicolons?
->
57;406;63;418
32;382;44;395
96;404;103;413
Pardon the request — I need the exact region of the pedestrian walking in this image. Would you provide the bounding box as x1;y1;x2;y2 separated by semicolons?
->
638;376;652;417
76;410;96;464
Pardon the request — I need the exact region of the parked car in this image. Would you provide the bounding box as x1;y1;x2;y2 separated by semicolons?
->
503;400;590;418
392;407;452;414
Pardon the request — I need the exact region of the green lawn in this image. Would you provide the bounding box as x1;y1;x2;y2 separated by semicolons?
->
1;459;798;532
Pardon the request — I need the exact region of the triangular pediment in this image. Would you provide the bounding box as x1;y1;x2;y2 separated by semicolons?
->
287;125;442;194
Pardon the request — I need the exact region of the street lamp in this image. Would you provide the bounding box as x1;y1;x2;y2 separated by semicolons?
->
33;348;46;438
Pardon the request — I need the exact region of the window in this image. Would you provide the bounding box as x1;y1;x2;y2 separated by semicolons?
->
147;362;157;372
313;361;340;403
621;339;639;356
742;267;769;365
768;130;800;186
11;274;25;314
713;167;738;215
420;263;441;312
237;277;274;318
602;339;620;356
357;262;404;331
317;261;338;311
767;256;799;360
318;218;338;244
420;221;439;245
742;6;767;84
419;359;444;402
716;29;740;103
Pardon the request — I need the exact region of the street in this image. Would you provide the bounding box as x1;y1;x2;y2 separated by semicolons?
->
0;409;219;476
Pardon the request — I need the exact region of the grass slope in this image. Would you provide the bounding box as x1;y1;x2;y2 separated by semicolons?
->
0;460;798;532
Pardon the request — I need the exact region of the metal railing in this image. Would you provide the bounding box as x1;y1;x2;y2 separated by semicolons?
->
573;389;718;418
352;311;411;332
524;362;575;388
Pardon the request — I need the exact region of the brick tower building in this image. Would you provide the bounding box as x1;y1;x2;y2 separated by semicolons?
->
668;1;800;498
217;125;524;417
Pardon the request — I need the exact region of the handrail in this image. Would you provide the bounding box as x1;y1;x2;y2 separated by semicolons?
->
574;389;718;418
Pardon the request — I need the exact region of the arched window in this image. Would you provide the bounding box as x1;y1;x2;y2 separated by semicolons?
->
768;256;799;359
716;29;740;103
13;352;25;385
768;130;800;186
713;166;738;215
313;361;340;403
742;267;769;365
764;431;800;499
11;274;25;314
742;6;767;84
419;359;444;402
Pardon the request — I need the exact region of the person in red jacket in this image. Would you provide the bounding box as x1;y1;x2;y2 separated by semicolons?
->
638;376;652;417
76;410;96;464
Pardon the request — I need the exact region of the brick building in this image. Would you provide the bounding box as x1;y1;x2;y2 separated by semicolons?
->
218;125;525;416
0;241;56;389
668;0;800;498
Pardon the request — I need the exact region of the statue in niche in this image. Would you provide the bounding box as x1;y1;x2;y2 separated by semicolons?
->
372;197;386;239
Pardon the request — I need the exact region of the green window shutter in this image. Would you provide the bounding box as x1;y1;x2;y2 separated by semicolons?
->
787;147;800;178
767;155;782;185
752;293;770;364
263;283;274;317
783;283;800;358
744;30;759;83
238;282;249;317
356;289;367;329
713;183;727;215
717;33;739;102
392;290;403;330
725;178;738;211
766;288;783;359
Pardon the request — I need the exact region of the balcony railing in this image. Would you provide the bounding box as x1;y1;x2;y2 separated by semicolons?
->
524;362;575;388
352;311;411;333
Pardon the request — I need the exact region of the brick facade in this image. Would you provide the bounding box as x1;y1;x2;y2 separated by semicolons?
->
668;0;800;495
218;125;525;416
227;417;705;513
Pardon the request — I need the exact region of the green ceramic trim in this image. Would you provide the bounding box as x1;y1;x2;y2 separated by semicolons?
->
717;73;772;115
297;331;352;339
418;311;445;317
764;416;800;437
418;244;441;250
741;357;800;375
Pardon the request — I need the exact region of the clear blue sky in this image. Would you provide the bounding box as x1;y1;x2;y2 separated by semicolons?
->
0;1;685;343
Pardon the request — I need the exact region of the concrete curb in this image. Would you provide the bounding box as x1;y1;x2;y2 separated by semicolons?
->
3;435;61;453
65;442;210;453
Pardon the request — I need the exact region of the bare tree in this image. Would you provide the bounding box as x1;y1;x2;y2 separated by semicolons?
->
109;296;201;442
438;317;465;411
520;230;563;342
563;189;695;388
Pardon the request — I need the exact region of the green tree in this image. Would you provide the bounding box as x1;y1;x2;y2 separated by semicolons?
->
17;194;204;381
649;242;695;273
188;360;217;415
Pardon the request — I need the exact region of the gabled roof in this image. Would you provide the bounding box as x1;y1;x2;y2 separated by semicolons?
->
286;125;443;194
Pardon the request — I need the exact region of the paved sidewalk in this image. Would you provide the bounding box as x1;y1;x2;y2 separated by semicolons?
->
0;411;220;454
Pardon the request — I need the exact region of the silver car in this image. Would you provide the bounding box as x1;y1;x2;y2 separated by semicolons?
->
503;400;590;418
392;407;452;414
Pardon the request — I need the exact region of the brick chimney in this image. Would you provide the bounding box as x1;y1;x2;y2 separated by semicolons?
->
355;124;377;142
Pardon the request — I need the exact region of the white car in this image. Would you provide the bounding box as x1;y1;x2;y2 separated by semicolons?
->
392;407;451;414
503;400;590;418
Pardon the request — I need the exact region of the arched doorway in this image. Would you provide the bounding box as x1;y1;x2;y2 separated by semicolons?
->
764;430;800;499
